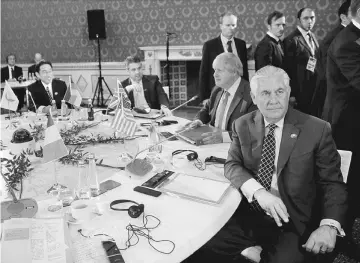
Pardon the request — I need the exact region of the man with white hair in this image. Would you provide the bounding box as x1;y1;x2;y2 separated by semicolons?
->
182;52;256;144
184;66;348;263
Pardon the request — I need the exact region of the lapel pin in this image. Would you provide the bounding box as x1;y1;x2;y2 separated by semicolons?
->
291;134;297;139
55;92;58;95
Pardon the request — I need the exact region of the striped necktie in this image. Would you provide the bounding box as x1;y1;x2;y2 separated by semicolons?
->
45;86;53;103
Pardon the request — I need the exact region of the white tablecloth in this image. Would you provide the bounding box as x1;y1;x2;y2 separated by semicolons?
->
0;114;241;263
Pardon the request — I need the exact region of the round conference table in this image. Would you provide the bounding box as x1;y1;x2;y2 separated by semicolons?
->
0;113;242;263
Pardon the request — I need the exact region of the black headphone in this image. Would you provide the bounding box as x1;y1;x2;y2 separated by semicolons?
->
110;200;144;218
172;150;198;161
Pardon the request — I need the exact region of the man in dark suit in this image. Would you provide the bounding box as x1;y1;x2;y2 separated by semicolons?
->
1;54;24;110
28;60;67;113
28;53;43;79
182;53;256;145
323;0;360;220
255;11;286;71
184;66;348;263
120;55;171;116
312;0;352;117
198;11;248;103
284;7;320;115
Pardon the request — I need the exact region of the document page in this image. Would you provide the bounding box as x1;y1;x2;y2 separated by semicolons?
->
1;218;67;263
160;173;231;204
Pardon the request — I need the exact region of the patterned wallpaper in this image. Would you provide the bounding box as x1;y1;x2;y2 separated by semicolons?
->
1;0;342;64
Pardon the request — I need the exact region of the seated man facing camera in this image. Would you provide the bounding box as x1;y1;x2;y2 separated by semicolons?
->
182;52;256;144
121;55;172;117
28;61;67;113
184;66;348;263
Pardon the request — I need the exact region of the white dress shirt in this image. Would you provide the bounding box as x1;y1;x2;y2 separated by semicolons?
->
297;26;316;56
352;19;360;30
214;77;241;143
266;31;280;42
128;79;149;108
8;66;15;79
220;34;239;58
37;81;54;113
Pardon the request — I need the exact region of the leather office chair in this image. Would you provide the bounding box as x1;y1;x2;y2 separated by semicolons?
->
240;150;352;263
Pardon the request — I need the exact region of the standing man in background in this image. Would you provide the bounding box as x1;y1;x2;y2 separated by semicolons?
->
255;11;286;71
1;53;24;110
324;0;360;223
284;7;320;114
312;0;352;117
198;11;248;104
28;53;43;79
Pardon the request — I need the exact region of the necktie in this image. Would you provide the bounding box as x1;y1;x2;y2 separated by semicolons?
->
216;91;230;129
307;33;315;51
277;40;284;56
45;86;53;103
11;68;14;79
250;123;277;212
227;40;233;53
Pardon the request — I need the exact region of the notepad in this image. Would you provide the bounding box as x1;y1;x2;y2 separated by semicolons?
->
158;173;231;205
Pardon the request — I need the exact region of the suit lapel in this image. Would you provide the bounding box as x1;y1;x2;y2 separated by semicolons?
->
277;109;300;176
249;111;265;168
297;32;313;55
225;79;244;126
217;35;225;52
141;76;151;106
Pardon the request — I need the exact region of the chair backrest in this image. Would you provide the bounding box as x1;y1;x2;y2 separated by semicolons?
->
338;150;352;183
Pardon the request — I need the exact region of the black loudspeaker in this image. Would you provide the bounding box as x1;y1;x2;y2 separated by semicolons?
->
87;9;106;40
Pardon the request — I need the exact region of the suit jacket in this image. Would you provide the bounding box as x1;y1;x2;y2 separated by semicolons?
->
28;78;67;110
195;78;257;135
254;34;284;71
1;65;23;82
121;75;169;110
311;24;345;117
284;28;320;113
225;108;348;235
323;22;360;151
198;36;249;101
28;64;37;78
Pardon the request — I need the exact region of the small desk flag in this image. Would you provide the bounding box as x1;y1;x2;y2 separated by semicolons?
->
63;76;82;107
108;79;131;109
43;114;68;163
0;81;19;111
111;79;137;137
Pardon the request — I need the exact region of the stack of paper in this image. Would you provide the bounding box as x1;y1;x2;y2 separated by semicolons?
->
1;218;67;263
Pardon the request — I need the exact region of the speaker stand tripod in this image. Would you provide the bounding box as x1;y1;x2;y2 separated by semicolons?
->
92;35;113;107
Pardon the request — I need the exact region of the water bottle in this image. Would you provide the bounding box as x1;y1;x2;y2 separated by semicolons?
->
87;99;94;121
88;153;99;197
51;99;58;117
149;121;162;153
76;160;90;200
61;99;68;117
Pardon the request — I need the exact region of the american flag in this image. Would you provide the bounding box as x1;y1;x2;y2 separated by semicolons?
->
108;79;132;109
111;81;137;137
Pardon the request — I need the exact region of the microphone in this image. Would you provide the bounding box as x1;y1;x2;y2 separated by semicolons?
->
125;125;194;176
166;32;177;35
27;89;38;114
170;95;198;112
